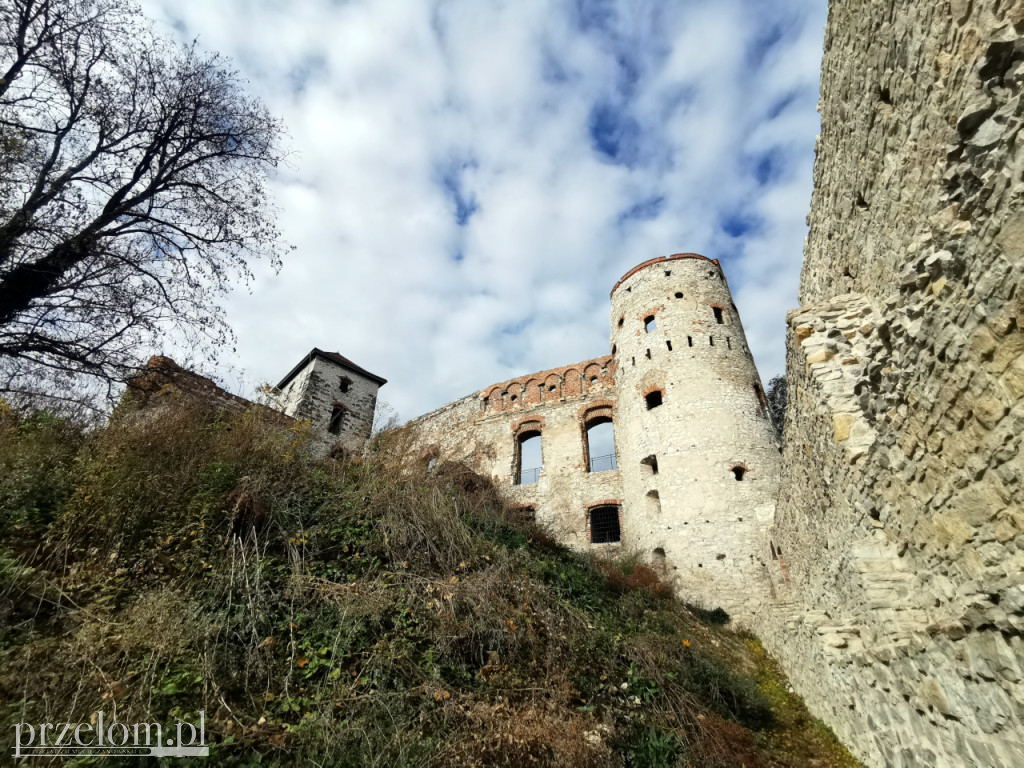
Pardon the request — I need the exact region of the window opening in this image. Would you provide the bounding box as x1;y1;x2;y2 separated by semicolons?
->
644;315;657;333
339;376;352;393
641;455;659;475
687;336;693;347
645;490;661;515
516;431;542;485
645;348;651;359
618;316;624;328
709;336;714;346
713;307;724;324
590;506;621;543
666;340;672;351
328;404;345;435
645;390;663;410
664;270;671;276
726;337;732;349
585;418;617;473
674;291;683;299
732;466;745;481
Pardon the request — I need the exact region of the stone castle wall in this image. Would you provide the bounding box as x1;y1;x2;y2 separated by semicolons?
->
761;1;1024;766
406;356;624;546
407;254;781;620
609;255;781;619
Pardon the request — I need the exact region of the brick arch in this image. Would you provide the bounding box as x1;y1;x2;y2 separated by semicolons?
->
482;386;503;414
562;368;583;397
543;373;561;401
578;399;616;422
641;381;665;398
504;382;524;410
582;363;602;390
511;415;545;437
522;378;542;407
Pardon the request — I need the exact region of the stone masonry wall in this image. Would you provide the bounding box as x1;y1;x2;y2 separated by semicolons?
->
277;356;381;456
761;1;1024;766
610;255;781;622
407;356;624;547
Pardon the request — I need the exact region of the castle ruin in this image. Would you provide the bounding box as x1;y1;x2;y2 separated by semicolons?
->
401;253;782;620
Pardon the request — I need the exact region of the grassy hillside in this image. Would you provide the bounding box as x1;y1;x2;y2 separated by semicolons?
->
0;400;859;767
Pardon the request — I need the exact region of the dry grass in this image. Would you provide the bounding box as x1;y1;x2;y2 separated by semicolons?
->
0;402;860;767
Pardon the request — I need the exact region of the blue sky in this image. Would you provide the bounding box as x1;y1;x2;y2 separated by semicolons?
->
145;0;827;421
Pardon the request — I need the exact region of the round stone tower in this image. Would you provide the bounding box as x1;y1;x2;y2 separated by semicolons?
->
610;253;781;620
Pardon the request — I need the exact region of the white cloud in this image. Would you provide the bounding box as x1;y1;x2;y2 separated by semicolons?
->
142;0;826;420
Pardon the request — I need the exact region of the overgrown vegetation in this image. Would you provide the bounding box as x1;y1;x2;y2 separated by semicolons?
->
0;399;859;766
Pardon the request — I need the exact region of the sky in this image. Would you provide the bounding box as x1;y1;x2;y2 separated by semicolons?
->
144;0;827;423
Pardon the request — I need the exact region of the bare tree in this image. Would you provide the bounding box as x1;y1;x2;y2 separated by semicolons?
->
0;0;287;405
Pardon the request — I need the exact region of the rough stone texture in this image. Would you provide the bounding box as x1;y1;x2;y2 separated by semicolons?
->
610;255;781;619
126;356;293;425
407;355;625;548
408;254;781;620
760;1;1024;766
273;349;385;457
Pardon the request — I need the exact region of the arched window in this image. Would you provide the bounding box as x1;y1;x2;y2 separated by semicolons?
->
732;465;746;481
713;306;724;324
584;415;616;473
589;505;621;543
516;429;542;485
644;315;657;333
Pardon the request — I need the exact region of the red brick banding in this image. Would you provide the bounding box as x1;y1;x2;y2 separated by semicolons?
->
610;253;720;298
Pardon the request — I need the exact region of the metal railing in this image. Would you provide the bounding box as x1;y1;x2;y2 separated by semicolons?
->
517;467;541;485
588;453;618;473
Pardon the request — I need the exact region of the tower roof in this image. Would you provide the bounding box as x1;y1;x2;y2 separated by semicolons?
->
276;348;387;390
610;253;721;298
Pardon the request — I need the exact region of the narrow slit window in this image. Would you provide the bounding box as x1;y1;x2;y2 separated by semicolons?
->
328;404;345;435
687;336;693;347
726;337;732;349
590;506;621;544
709;336;715;347
666;340;673;351
645;348;651;359
644;315;657;333
645;390;663;410
713;307;724;324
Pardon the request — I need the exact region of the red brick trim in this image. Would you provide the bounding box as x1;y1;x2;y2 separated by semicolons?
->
577;399;616;421
585;499;623;510
511;416;544;435
641;383;665;398
610;253;721;298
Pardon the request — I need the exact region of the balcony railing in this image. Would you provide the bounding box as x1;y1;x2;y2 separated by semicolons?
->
517;467;541;485
589;453;618;473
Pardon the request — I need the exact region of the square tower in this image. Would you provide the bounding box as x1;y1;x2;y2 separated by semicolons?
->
274;348;387;456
